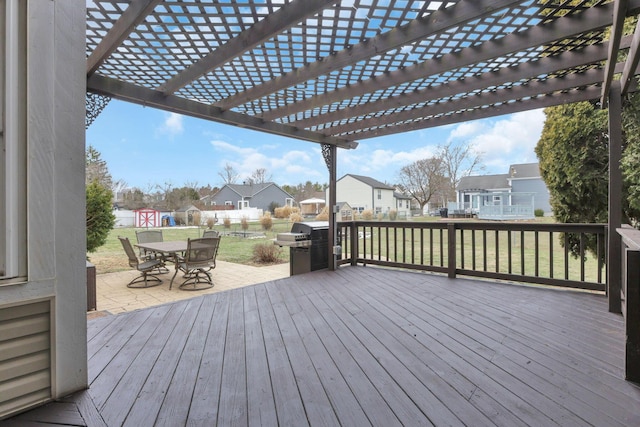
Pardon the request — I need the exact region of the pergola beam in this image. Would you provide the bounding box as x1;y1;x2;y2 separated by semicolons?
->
264;0;635;121
87;74;357;149
157;0;337;95
621;19;640;94
86;0;162;76
347;86;603;140
328;67;621;137
294;39;631;130
600;0;628;106
219;0;523;111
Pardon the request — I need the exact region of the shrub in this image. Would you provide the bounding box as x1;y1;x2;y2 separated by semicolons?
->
86;181;116;253
274;205;292;218
240;216;249;231
252;242;282;264
534;208;544;217
223;216;231;228
315;206;329;221
192;211;202;226
206;217;216;229
260;212;273;231
360;209;374;220
388;209;398;221
290;212;303;223
377;212;384;221
268;202;280;214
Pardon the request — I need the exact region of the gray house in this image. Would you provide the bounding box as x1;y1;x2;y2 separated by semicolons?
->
456;163;551;220
209;182;294;212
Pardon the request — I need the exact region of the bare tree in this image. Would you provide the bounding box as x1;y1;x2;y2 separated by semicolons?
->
219;162;239;184
438;141;484;200
250;168;272;184
397;157;447;213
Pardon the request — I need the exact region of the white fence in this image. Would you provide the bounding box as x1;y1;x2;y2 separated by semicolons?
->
113;208;265;228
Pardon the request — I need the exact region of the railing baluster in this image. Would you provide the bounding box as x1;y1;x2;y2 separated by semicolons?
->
521;230;525;276
564;233;569;280
580;232;585;282
472;229;476;270
495;230;500;273
460;228;465;269
535;231;539;277
507;230;512;274
483;230;487;271
549;231;554;279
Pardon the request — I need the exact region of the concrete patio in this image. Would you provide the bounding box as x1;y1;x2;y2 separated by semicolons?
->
90;261;290;316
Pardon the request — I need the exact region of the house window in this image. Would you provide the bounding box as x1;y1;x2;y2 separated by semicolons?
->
406;200;409;209
377;189;381;200
493;195;502;205
285;198;293;207
224;201;233;206
238;200;249;209
1;2;27;283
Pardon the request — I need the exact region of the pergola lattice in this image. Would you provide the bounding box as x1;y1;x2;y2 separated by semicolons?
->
86;0;640;150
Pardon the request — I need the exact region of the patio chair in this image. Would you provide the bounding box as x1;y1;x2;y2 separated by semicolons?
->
118;236;163;288
202;229;219;238
136;229;169;273
171;237;220;291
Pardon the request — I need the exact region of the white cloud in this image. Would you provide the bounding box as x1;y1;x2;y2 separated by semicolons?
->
447;109;545;173
158;112;184;136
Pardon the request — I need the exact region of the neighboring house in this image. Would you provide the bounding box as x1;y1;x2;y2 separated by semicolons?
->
455;163;551;220
331;174;409;217
394;192;413;219
507;163;552;213
209;182;294;212
336;202;354;221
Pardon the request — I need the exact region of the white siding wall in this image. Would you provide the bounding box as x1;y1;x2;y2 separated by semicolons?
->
0;1;87;418
336;176;373;212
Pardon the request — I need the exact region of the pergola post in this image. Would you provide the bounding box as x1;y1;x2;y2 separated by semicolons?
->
324;144;337;271
608;81;623;313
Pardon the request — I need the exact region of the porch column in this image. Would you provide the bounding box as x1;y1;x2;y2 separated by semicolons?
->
608;82;623;313
323;144;337;271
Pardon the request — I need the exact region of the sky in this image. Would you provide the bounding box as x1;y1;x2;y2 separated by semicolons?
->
86;99;546;191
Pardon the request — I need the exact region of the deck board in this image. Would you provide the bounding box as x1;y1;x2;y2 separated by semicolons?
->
8;266;640;426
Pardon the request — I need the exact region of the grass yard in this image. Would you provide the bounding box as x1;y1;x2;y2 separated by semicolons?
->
88;219;295;274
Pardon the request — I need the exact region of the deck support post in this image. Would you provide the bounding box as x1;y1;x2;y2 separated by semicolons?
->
625;249;640;382
324;144;337;271
447;223;456;278
607;82;623;313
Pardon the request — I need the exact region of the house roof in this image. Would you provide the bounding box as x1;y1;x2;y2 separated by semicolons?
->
509;163;541;179
341;174;395;190
457;174;510;192
85;1;640;148
224;182;293;199
394;192;412;200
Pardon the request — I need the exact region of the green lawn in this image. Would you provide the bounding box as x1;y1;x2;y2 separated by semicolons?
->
88;220;295;274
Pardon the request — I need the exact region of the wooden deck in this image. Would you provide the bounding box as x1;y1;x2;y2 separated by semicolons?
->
7;266;640;426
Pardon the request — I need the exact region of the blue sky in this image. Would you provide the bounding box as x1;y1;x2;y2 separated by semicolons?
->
86;99;545;190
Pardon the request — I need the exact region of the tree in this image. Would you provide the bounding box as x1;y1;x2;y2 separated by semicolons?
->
219;162;239;184
438;141;484;201
535;97;640;258
86;145;112;189
397;158;447;213
86;181;115;253
250;168;272;184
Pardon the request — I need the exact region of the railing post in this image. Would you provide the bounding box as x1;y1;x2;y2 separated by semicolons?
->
625;249;640;382
350;222;358;266
448;223;456;278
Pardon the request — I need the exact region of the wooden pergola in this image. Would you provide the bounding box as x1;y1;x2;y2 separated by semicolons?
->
86;0;640;313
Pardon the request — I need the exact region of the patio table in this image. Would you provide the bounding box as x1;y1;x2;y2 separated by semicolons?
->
135;240;187;287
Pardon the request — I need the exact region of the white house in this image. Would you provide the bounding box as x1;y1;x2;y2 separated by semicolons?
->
0;3;87;419
330;174;411;218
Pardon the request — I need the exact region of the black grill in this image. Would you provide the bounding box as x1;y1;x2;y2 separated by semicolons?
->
288;221;329;275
